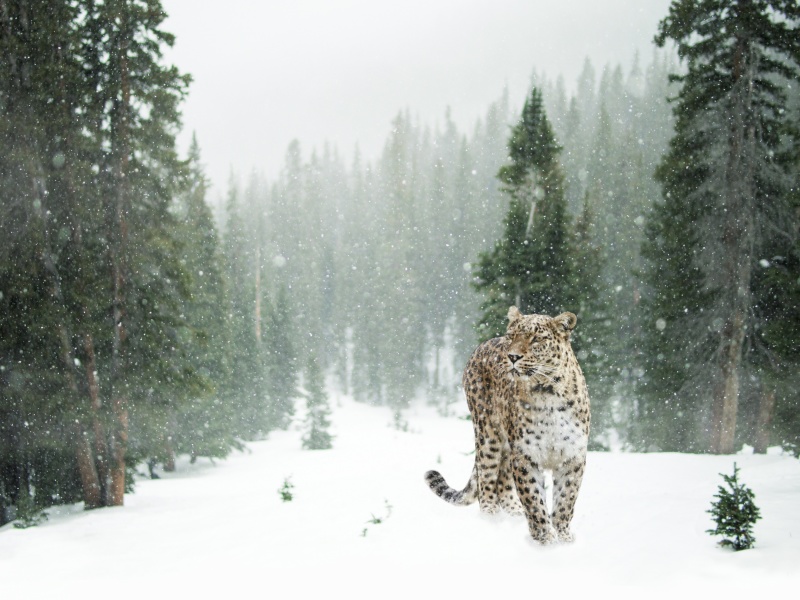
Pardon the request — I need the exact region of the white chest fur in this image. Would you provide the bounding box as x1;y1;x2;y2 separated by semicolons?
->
517;394;588;470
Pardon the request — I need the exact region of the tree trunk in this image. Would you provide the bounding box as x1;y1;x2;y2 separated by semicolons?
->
105;2;131;506
753;387;775;454
73;425;102;509
709;240;750;454
708;34;756;455
107;398;128;506
83;332;110;504
163;437;176;472
710;309;746;454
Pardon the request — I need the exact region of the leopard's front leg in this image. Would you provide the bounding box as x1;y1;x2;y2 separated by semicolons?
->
552;458;585;542
511;449;555;544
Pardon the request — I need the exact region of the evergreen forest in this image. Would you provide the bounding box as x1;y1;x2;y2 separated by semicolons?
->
1;0;799;526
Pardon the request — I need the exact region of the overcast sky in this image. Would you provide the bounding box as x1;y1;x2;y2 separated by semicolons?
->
161;0;674;198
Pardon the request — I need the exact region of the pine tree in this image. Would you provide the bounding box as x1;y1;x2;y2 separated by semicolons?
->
570;193;612;448
372;111;427;420
83;0;193;503
0;0;98;519
707;462;761;550
170;134;239;462
264;285;298;431
639;0;800;453
473;87;576;340
748;84;800;454
633;181;716;451
277;477;294;502
301;355;333;450
220;177;269;439
0;0;195;509
753;235;800;455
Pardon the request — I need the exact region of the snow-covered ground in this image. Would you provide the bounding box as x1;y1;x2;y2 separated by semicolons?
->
2;395;799;597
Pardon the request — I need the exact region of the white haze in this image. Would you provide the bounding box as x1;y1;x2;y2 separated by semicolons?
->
161;0;674;195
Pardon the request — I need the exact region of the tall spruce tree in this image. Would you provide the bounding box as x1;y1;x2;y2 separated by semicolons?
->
0;0;90;521
169;134;238;462
473;87;576;340
83;0;194;502
1;0;193;511
220;178;269;439
570;192;612;448
637;0;800;453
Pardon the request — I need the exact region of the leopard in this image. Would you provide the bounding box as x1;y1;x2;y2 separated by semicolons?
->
425;306;590;544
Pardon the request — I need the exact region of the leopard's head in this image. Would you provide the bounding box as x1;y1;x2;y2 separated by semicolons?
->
504;306;577;383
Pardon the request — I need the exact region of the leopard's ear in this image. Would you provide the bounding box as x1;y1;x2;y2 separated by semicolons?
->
507;306;523;323
553;312;577;332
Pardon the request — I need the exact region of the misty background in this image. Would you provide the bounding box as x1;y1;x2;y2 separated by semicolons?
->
162;0;673;192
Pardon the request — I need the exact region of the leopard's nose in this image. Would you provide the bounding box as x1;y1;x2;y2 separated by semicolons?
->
508;353;522;364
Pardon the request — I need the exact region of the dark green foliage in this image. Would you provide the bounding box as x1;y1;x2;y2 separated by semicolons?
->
570;194;613;449
781;442;800;459
707;463;761;550
12;493;48;530
750;172;800;453
474;87;578;340
278;477;294;502
636;0;800;453
472;86;613;446
0;447;82;527
498;88;563;190
169;135;240;461
0;0;245;514
632;173;717;451
1;0;94;515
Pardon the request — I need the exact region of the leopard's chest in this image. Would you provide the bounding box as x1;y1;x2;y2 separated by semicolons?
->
511;393;588;470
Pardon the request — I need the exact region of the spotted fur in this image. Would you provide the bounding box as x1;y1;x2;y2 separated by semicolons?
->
425;306;590;544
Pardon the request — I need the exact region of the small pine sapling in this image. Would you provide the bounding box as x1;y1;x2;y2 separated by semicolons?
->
278;477;295;502
782;441;799;458
361;499;393;537
13;493;48;529
391;410;409;432
707;463;761;550
369;499;392;524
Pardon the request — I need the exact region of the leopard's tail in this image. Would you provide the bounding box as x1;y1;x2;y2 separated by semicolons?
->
424;465;477;506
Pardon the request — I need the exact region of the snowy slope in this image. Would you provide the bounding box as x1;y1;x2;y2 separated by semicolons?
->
2;395;799;597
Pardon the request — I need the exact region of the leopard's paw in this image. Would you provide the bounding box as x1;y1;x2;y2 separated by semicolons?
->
531;525;558;545
557;528;574;543
479;503;500;515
